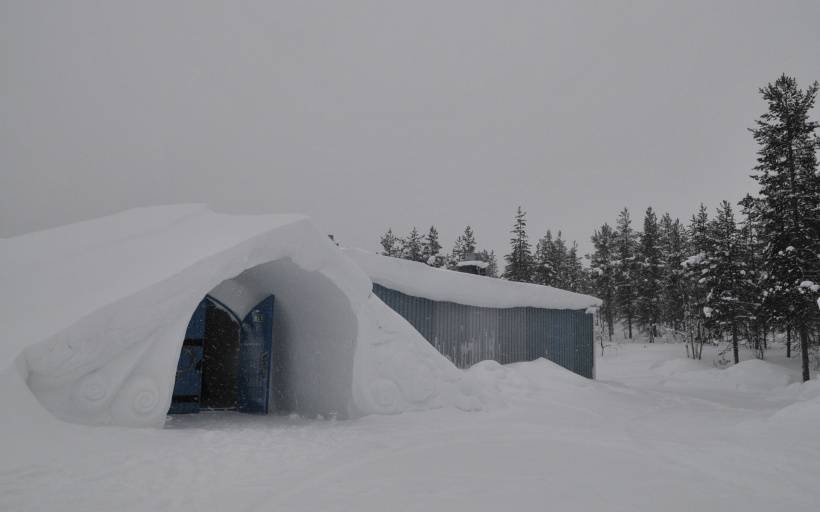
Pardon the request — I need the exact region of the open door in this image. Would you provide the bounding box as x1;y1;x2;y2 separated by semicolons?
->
168;301;207;414
238;295;275;414
170;295;275;415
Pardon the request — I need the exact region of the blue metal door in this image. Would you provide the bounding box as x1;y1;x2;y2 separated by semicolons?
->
238;295;274;413
169;301;207;414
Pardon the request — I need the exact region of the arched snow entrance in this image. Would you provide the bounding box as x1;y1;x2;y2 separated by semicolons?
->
2;206;484;430
167;258;359;418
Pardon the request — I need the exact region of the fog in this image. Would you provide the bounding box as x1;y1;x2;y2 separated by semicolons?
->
2;0;818;256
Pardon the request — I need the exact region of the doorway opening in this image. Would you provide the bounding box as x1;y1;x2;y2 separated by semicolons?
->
169;295;275;415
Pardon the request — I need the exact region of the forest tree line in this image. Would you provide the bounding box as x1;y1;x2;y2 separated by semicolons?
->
377;75;819;380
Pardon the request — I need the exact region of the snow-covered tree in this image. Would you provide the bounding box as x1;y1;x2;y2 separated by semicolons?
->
590;223;618;339
701;201;754;364
550;232;569;289
423;226;443;266
614;208;638;339
565;241;586;293
503;207;533;282
451;226;477;263
533;231;556;286
379;228;402;257
751;75;820;381
659;213;688;331
636;207;664;341
402;226;425;262
478;249;499;278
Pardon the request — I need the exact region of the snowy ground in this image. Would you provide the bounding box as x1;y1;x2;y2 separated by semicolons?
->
3;343;820;512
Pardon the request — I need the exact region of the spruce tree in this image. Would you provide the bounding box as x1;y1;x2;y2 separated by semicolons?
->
636;207;664;341
701;201;752;364
503;207;533;282
451;226;477;263
590;223;618;339
483;250;499;278
566;242;585;292
533;231;555;286
550;232;569;289
739;194;771;355
615;208;638;339
682;204;712;346
380;228;401;257
659;214;688;332
402;227;425;262
751;75;820;381
423;226;443;265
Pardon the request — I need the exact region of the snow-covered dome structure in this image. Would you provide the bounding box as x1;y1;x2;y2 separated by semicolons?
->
0;205;482;428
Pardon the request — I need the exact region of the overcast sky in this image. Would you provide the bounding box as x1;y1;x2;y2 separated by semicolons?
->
2;1;819;258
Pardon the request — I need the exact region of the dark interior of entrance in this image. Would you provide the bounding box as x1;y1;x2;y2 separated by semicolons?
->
169;295;275;415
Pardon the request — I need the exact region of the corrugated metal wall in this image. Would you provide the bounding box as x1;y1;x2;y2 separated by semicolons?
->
373;284;594;378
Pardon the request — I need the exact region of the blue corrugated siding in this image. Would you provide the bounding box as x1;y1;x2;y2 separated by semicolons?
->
372;284;595;378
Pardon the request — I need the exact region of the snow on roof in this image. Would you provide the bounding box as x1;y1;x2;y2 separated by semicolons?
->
343;249;602;311
455;260;490;269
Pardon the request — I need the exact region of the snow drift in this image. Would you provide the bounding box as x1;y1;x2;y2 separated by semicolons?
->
0;205;483;428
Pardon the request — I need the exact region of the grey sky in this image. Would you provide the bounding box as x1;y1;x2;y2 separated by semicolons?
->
2;1;819;259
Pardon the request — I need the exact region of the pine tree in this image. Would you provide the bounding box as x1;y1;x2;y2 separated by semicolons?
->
739;194;769;355
402;227;425;262
702;201;752;364
423;226;443;266
451;226;477;263
533;231;556;286
503;207;533;282
590;223;618;339
659;213;688;332
483;250;499;278
550;232;569;289
566;242;585;292
636;207;664;341
751;75;820;381
614;208;638;339
380;228;401;257
682;204;712;346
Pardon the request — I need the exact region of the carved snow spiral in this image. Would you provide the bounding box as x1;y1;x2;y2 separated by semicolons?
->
111;376;163;425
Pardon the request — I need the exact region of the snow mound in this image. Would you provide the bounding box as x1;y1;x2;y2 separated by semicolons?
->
465;357;589;406
343;248;601;310
0;205;488;428
649;357;709;377
659;358;795;393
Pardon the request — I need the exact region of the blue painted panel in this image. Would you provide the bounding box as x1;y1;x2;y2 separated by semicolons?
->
184;301;208;340
170;300;207;414
373;284;595;379
239;295;274;414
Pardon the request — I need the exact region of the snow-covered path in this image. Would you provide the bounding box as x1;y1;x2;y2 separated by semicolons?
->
3;344;820;511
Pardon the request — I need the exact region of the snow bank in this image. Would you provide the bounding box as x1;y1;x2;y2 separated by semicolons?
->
654;357;796;393
343;249;602;310
0;205;484;427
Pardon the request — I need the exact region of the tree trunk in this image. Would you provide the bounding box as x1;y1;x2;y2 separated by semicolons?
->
786;327;791;358
732;322;739;365
607;311;614;341
799;323;810;382
627;317;632;339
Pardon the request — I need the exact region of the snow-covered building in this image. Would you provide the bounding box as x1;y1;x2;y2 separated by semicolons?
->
344;250;601;377
0;205;601;429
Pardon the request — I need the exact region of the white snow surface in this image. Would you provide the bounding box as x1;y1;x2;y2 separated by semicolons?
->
2;343;819;511
455;259;490;269
344;248;601;310
0;205;484;427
